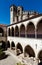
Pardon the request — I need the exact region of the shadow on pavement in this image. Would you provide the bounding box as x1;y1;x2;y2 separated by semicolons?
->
0;54;10;60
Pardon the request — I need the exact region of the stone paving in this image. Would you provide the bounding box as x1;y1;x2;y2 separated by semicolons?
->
0;49;39;65
0;51;21;65
7;49;39;65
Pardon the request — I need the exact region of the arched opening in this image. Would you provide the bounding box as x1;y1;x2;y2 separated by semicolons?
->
8;28;11;36
1;41;6;50
20;24;25;37
15;26;19;37
24;45;35;57
38;62;42;65
7;41;10;48
37;20;42;38
11;27;14;36
27;22;35;38
0;28;4;36
38;50;42;61
16;43;23;55
11;41;15;50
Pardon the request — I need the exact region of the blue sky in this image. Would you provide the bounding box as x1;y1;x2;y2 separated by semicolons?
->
0;0;42;25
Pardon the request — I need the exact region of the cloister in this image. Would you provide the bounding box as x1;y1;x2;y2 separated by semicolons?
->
8;18;42;38
0;4;41;63
0;4;42;65
7;38;42;61
7;16;42;61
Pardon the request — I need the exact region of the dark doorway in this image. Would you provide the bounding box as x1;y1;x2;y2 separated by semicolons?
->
24;45;35;57
1;41;6;50
7;41;10;48
16;43;23;55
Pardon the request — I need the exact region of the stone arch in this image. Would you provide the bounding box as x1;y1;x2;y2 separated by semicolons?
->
20;24;25;37
27;22;35;38
1;41;6;50
0;28;4;36
37;19;42;38
38;50;42;61
15;26;19;37
8;28;11;36
7;41;10;48
16;43;23;55
11;41;15;50
11;41;15;47
24;45;35;57
11;27;14;36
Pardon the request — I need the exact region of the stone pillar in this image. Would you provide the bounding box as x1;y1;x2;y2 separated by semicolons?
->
35;43;37;58
15;46;17;55
25;25;27;37
23;48;26;57
23;47;25;57
35;26;37;38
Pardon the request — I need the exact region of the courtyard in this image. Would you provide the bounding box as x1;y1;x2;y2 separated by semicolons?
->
0;51;21;65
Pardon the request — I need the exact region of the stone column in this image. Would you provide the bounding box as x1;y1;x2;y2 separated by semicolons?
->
15;46;17;55
35;26;37;38
25;25;27;37
24;51;26;57
19;27;20;37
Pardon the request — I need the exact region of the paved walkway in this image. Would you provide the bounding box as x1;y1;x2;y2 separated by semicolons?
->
0;51;21;65
0;50;39;65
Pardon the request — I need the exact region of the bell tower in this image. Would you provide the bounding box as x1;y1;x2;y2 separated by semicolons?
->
10;5;17;24
17;6;23;21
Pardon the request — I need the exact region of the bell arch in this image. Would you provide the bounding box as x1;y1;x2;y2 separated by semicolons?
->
15;26;19;37
20;24;25;37
24;45;35;57
37;19;42;38
27;22;35;38
16;43;23;55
